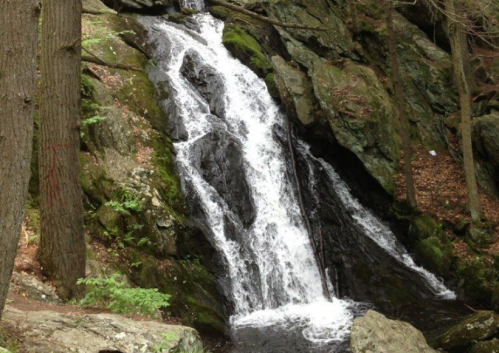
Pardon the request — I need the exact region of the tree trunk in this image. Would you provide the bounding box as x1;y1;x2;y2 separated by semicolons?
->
39;0;86;299
444;0;482;222
385;1;418;209
0;1;39;318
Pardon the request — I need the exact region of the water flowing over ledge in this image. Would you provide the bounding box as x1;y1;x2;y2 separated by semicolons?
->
141;10;455;351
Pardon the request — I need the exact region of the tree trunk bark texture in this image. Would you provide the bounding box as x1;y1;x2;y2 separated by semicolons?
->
39;0;86;299
0;1;39;318
444;0;482;222
385;1;418;209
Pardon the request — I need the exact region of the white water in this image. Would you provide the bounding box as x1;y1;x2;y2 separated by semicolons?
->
299;142;456;300
145;6;455;348
147;13;356;344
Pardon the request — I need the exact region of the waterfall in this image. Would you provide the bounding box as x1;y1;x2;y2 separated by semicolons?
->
141;7;455;351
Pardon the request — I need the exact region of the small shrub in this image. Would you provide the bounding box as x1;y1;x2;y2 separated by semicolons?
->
77;273;170;319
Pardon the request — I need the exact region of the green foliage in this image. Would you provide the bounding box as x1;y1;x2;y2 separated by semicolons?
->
82;19;136;50
105;186;143;216
82;116;107;127
77;273;170;319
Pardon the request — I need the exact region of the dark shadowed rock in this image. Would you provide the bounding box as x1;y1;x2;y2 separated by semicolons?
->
102;0;174;13
181;50;226;118
190;131;255;227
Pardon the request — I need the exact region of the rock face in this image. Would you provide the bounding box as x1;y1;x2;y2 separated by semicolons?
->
3;306;203;353
350;310;437;353
102;0;174;12
473;110;499;193
434;311;499;352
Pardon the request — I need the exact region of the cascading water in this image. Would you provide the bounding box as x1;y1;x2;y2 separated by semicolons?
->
141;4;455;351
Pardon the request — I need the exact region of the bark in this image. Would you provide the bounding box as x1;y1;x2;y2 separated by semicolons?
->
0;1;39;318
207;0;327;31
385;1;418;209
444;0;482;221
39;0;86;299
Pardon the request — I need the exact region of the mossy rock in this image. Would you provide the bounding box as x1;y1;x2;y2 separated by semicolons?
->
128;249;229;338
466;223;496;247
469;338;499;353
455;257;499;310
222;25;272;78
414;236;452;277
410;215;441;239
434;311;499;352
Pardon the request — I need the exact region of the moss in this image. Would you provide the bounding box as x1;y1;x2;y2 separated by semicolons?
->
222;25;272;78
455;256;499;310
414;237;452;276
0;326;19;353
265;73;279;99
150;132;186;215
409;215;441;239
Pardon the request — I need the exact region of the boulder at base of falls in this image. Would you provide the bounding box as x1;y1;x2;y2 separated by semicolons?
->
350;310;437;353
434;311;499;352
2;306;203;353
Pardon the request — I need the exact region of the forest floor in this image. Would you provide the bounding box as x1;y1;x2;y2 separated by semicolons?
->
394;147;499;259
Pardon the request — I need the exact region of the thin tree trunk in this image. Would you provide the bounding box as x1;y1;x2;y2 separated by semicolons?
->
350;0;359;35
39;0;86;300
385;0;418;209
0;1;39;318
444;0;482;222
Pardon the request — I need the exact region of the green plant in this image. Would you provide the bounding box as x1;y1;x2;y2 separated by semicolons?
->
105;186;143;216
77;273;170;319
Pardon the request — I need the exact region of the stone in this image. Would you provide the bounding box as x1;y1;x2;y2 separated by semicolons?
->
272;55;320;126
10;272;61;304
350;310;437;353
469;338;499;353
435;311;499;351
311;60;399;194
3;306;203;353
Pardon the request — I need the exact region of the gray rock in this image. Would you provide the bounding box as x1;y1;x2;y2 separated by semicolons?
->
272;55;321;126
350;310;437;353
469;338;499;353
3;306;203;353
10;272;61;304
435;311;499;351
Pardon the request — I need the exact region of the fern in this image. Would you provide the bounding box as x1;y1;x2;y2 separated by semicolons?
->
77;273;170;319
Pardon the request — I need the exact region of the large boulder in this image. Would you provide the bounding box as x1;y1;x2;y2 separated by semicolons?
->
3;306;203;353
311;60;399;194
434;311;499;352
350;310;437;353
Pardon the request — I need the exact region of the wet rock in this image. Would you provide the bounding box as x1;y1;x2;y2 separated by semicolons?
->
469;338;499;353
3;306;203;353
102;0;174;13
181;50;226;118
190;131;255;227
350;310;437;353
434;311;499;352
